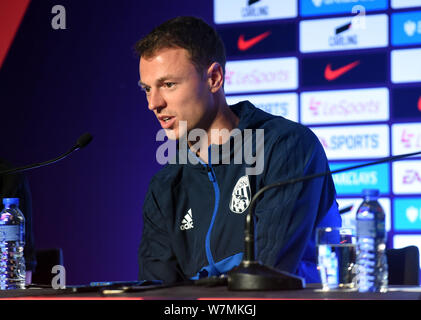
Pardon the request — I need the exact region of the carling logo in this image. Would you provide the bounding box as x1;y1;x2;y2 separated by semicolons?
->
300;0;388;17
300;87;389;125
224;57;298;94
226;93;298;122
310;124;389;159
392;11;421;46
391;48;421;83
299;14;388;53
393;160;421;194
214;0;297;24
392;123;421;155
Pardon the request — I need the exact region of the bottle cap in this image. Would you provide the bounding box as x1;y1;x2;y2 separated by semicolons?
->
362;189;379;197
2;198;19;206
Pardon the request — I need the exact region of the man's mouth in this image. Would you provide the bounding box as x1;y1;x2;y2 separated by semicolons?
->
158;116;176;129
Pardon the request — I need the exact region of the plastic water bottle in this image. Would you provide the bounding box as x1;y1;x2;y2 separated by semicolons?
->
356;189;388;292
0;198;26;290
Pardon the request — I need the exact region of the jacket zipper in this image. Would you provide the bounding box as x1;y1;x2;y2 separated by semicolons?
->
205;163;221;275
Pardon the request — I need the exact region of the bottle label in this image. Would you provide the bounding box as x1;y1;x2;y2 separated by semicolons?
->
357;220;376;238
0;225;21;242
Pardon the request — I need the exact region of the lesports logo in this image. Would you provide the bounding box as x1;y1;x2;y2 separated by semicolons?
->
301;52;387;87
225;57;298;93
300;87;389;125
324;60;360;81
230;176;251;214
392;123;421;155
237;31;271;51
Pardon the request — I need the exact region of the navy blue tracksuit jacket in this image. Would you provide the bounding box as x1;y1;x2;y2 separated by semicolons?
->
138;101;341;284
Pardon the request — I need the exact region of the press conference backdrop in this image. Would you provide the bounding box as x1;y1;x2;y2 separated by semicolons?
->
216;0;421;268
1;0;421;285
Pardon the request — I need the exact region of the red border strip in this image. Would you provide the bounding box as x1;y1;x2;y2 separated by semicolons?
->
0;0;31;69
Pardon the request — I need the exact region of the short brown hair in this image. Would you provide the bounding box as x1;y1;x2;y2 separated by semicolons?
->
134;16;226;75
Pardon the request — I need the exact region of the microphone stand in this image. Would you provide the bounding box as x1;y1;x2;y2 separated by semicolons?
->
227;150;421;291
0;133;93;176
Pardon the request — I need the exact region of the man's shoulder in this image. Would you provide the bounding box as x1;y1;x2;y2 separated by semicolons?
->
148;163;184;191
241;101;313;138
260;115;318;146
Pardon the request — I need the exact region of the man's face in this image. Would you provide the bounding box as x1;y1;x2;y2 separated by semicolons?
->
139;47;214;140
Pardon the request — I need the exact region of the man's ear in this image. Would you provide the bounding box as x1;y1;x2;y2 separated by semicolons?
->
207;62;224;93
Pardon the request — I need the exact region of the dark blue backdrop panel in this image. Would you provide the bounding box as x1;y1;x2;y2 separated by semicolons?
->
0;0;212;285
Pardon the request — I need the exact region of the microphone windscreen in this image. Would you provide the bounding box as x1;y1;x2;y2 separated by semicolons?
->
76;133;93;149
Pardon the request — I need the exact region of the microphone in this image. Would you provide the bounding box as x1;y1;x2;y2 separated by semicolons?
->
227;149;421;291
0;133;93;176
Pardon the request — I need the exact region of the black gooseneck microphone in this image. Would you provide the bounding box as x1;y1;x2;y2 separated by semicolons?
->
0;133;93;176
227;149;421;291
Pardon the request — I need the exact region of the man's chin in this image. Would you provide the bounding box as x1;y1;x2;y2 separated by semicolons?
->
164;121;188;141
164;128;180;140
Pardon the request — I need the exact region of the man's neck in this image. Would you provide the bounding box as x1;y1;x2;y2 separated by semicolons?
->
188;99;239;163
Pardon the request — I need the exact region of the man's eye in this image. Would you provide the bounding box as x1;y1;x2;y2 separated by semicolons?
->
142;87;151;93
164;82;175;88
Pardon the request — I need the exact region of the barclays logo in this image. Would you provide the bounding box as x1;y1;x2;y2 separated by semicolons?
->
330;162;389;194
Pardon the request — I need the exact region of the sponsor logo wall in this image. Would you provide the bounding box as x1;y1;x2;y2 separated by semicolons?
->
214;0;421;248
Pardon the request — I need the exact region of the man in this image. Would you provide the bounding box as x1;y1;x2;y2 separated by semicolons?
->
136;16;341;284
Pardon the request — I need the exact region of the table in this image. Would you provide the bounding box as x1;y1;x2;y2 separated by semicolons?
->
0;282;420;299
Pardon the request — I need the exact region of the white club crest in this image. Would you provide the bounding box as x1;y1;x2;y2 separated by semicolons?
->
229;176;251;214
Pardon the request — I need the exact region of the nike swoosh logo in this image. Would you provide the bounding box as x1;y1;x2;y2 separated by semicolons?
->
324;60;360;81
237;31;271;51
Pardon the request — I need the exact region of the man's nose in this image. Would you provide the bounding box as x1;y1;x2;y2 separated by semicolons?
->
148;89;166;111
